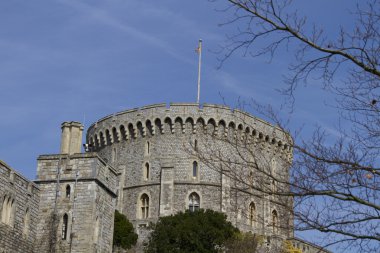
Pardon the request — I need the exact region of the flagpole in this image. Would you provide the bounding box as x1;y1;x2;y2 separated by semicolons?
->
197;39;202;104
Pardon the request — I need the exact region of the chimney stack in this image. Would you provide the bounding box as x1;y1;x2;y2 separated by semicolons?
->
60;121;84;155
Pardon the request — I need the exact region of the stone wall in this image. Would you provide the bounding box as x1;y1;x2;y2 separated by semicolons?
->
0;102;332;253
35;153;117;253
0;160;39;253
86;103;294;245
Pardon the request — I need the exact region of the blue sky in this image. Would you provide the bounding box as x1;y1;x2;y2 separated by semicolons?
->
0;0;358;248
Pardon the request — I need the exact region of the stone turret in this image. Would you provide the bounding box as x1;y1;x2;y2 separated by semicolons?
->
60;121;84;155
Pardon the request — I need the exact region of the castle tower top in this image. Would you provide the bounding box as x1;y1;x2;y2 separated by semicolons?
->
60;121;84;155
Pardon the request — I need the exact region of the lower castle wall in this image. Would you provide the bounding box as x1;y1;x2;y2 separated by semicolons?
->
0;161;39;253
0;223;34;253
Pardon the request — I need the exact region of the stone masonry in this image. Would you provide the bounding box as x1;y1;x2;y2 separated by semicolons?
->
86;103;294;245
0;160;39;253
0;103;331;253
35;153;118;253
34;122;118;253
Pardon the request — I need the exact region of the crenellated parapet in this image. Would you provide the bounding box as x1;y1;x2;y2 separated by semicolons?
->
86;103;293;156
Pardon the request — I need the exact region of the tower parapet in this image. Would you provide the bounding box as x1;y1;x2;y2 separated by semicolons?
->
86;103;292;156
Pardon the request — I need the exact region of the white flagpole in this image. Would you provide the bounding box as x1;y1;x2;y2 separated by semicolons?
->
197;39;202;104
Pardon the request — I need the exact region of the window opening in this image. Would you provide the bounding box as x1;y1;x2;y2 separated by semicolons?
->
189;192;200;212
8;199;14;226
192;161;198;178
249;171;254;186
145;163;150;180
1;197;7;223
272;210;278;233
23;208;30;236
140;194;149;219
146;141;150;154
112;148;116;162
66;185;71;198
62;214;68;240
249;202;256;226
93;217;100;242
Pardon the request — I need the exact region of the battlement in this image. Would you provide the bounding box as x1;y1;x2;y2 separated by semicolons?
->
0;160;39;194
86;103;293;154
35;153;118;196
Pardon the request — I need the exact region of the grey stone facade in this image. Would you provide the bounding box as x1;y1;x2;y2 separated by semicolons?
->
35;153;118;253
86;103;294;245
0;103;331;253
0;160;39;253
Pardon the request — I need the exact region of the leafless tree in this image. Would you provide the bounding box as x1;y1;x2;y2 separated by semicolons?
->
203;0;380;252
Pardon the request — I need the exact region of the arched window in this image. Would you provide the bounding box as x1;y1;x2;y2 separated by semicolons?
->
62;213;68;240
140;194;149;219
66;185;71;198
192;161;198;178
272;210;278;233
249;202;256;226
23;208;30;236
188;192;200;212
144;163;150;180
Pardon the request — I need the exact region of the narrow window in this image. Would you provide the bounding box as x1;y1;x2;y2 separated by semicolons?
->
271;179;277;194
146;141;150;154
66;185;71;198
194;139;198;151
270;158;277;194
271;158;276;174
192;161;198;178
272;210;278;233
188;192;200;212
249;202;256;226
249;171;254;187
1;197;6;223
8;199;14;226
145;163;150;180
93;216;100;243
23;208;30;236
140;194;149;219
5;197;11;224
112;148;116;162
62;214;68;240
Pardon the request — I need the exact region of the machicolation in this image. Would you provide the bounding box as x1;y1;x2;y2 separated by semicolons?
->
87;103;292;155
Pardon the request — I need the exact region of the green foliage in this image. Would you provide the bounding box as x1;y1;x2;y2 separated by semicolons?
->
223;232;261;253
113;210;138;250
145;209;239;253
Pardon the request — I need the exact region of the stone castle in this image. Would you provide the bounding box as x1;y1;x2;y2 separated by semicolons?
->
0;103;329;253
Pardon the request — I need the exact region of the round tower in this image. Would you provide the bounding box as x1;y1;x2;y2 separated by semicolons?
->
86;103;293;240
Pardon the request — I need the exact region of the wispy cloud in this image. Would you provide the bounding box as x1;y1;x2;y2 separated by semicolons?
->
56;0;196;65
211;69;279;104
